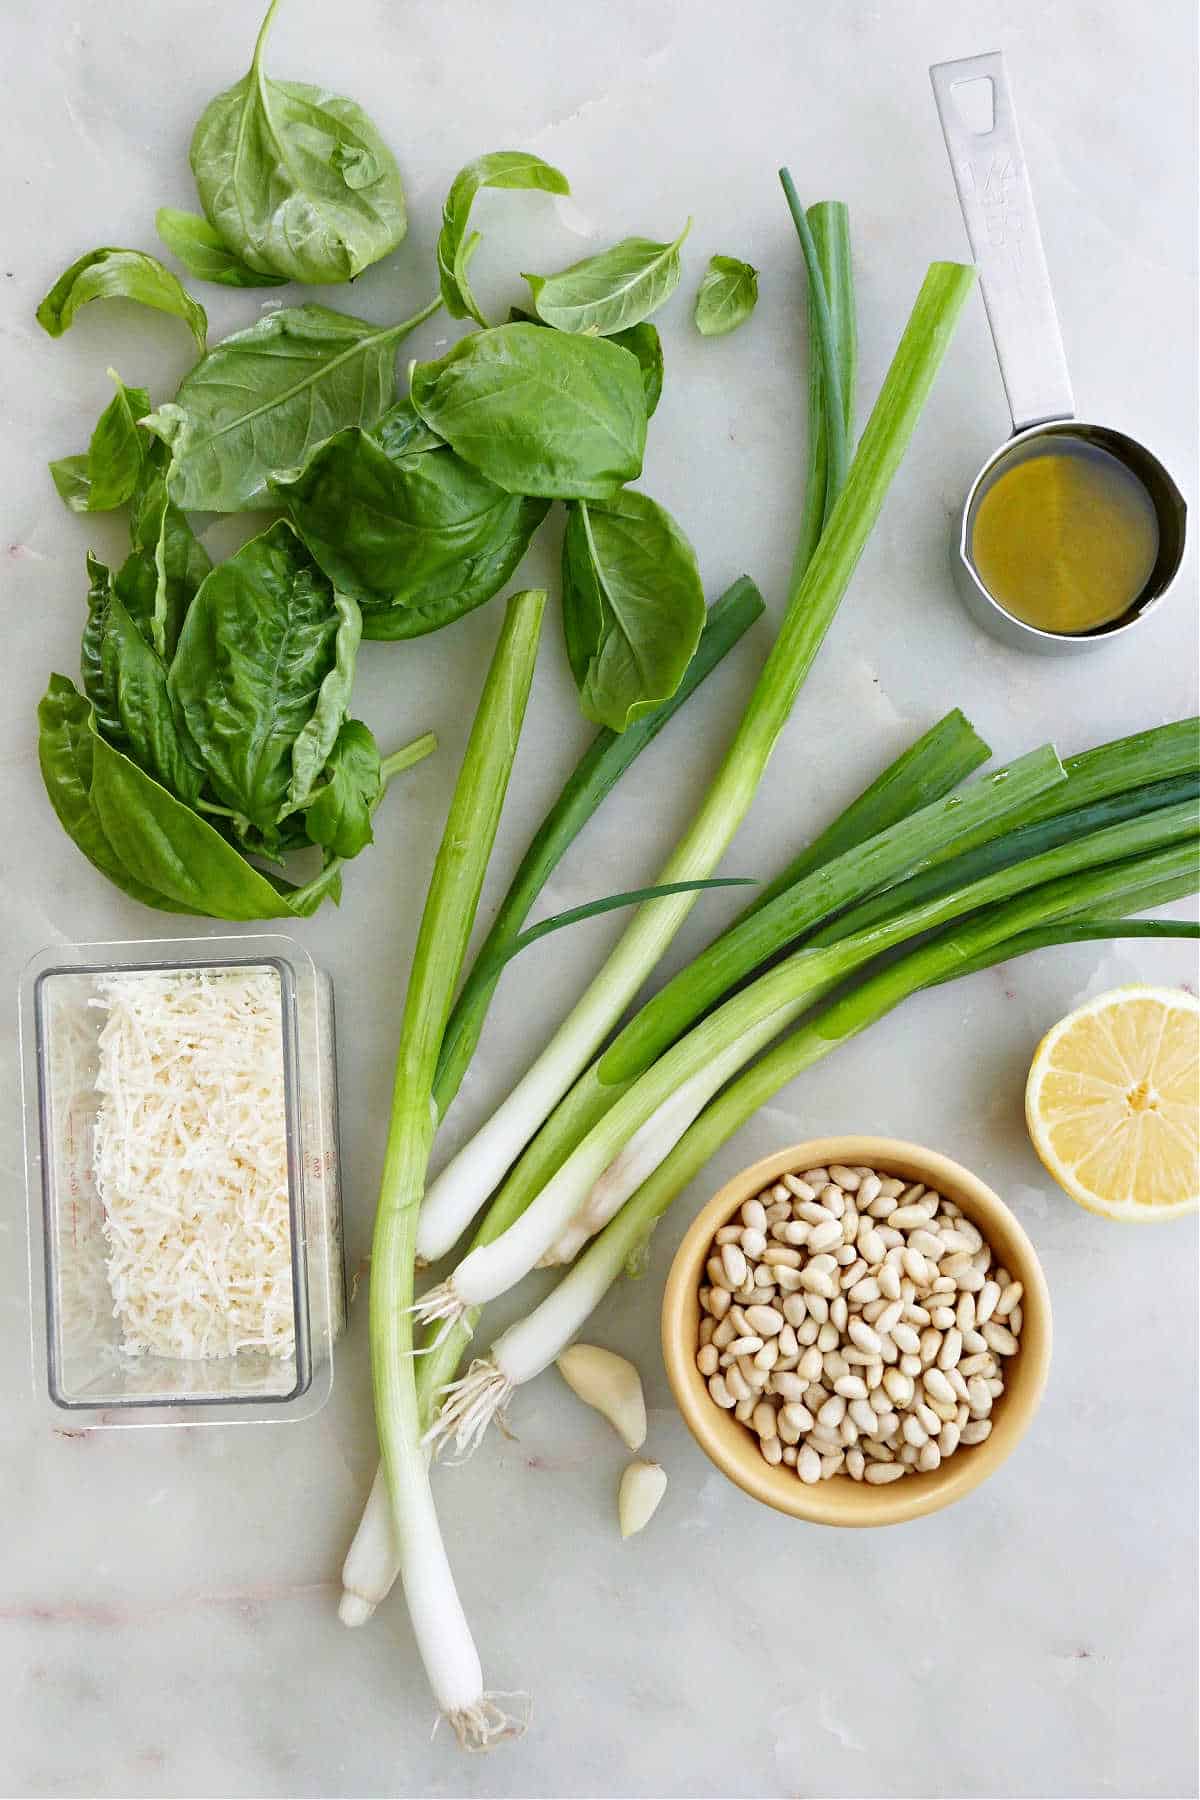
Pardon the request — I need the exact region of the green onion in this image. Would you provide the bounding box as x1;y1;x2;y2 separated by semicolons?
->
417;257;976;1263
789;196;855;580
415;803;1197;1348
432;578;764;1114
427;863;1198;1455
361;589;544;1748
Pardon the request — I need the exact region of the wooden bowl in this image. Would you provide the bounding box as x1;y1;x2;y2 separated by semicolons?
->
661;1137;1052;1526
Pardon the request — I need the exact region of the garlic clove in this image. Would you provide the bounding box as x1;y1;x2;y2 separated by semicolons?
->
556;1344;647;1449
618;1460;668;1538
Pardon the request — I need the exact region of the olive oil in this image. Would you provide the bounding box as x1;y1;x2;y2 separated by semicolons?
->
969;435;1160;635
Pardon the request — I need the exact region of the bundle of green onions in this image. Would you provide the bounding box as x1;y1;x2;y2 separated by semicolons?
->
352;175;1199;1746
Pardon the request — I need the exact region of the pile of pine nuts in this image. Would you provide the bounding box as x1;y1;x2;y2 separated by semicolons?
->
695;1162;1024;1483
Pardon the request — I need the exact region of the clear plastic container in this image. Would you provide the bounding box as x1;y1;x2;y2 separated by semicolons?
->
19;935;345;1427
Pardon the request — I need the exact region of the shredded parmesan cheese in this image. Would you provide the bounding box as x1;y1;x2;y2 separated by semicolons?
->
92;967;296;1360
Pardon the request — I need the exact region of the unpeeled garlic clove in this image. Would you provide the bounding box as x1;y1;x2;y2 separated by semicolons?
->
555;1344;647;1449
618;1460;667;1538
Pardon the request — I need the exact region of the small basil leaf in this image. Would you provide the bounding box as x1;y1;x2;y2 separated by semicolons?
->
48;374;153;515
155;206;286;289
694;254;759;337
83;373;153;512
286;591;362;812
115;462;212;662
167;521;354;833
561;490;706;732
36;248;208;352
525;219;691;336
272;425;548;637
49;456;92;513
87;715;298;920
143;304;407;512
98;595;203;805
188;0;406;285
509;306;664;420
81;554;125;743
374;398;444;460
410;322;646;500
436;151;570;326
303;719;382;858
37;675;189;913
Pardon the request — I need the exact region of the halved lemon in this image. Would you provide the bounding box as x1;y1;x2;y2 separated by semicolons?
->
1026;985;1199;1221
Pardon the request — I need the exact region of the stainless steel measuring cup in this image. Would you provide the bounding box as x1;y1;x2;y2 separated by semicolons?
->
930;51;1187;654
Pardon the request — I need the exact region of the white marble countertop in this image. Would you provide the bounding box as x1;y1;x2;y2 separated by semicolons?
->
2;1;1197;1795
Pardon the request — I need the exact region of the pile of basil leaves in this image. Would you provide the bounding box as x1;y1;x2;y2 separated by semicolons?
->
36;0;727;920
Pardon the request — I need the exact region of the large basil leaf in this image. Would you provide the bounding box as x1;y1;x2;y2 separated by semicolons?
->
143;304;412;511
437;151;570;326
410;323;646;501
509;307;664;419
525;221;691;336
167;521;357;833
48;375;152;515
88;718;297;920
303;719;381;858
37;676;189;913
188;0;406;285
561;490;706;732
272;423;548;637
155;207;286;289
36;248;207;352
81;554;124;743
694;255;759;337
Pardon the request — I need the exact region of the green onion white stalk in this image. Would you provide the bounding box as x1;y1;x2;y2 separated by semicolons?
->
430;848;1199;1455
415;258;975;1266
363;589;544;1749
418;797;1196;1367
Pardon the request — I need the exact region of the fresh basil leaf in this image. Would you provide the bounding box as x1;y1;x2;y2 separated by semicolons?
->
84;373;153;511
272;424;548;637
525;220;691;336
374;397;444;459
143;304;411;511
286;590;361;810
694;254;759;337
81;555;125;744
509;306;664;420
97;595;203;805
561;490;706;731
610;321;664;419
37;675;190;913
167;521;357;834
115;460;212;662
48;374;153;515
303;719;381;858
188;0;406;285
410;322;646;500
87;715;298;920
49;456;93;513
155;206;286;289
36;248;207;352
437;151;570;325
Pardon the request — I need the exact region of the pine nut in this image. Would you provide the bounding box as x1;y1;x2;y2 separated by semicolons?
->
930;1306;956;1330
882;1367;914;1407
830;1296;849;1332
982;1321;1019;1355
835;1374;869;1400
955;1291;976;1333
697;1344;719;1377
807;1219;843;1253
715;1224;741;1246
891;1322;920;1355
782;1174;816;1202
708;1373;735;1408
846;1447;866;1479
966;1377;992;1417
946;1367;969;1401
961;1420;992;1445
976;1280;1001;1324
878;1263;902;1301
917;1441;942;1473
720;1243;748;1288
817;1394;847;1427
798;1346;823;1381
726;1365;752;1402
919;1328;942;1366
820;1451;846;1478
909;1229;946;1260
939;1420;961;1456
816;1322;839;1351
857;1174;882;1208
760;1434;783;1465
797;1447;822;1484
796;1317;819;1345
937;1328;963;1370
740;1228;768;1260
727;1335;763;1357
776;1325;798;1358
923;1367;955;1404
734;1396;755;1421
782;1445;799;1466
865;1462;906;1484
709;1287;732;1319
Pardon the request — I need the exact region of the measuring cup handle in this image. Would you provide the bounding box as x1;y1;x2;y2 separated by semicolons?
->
930;51;1075;433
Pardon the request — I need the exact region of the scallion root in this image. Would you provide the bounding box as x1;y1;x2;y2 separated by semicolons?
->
411;1279;467;1334
424;1357;513;1459
444;1693;530;1752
